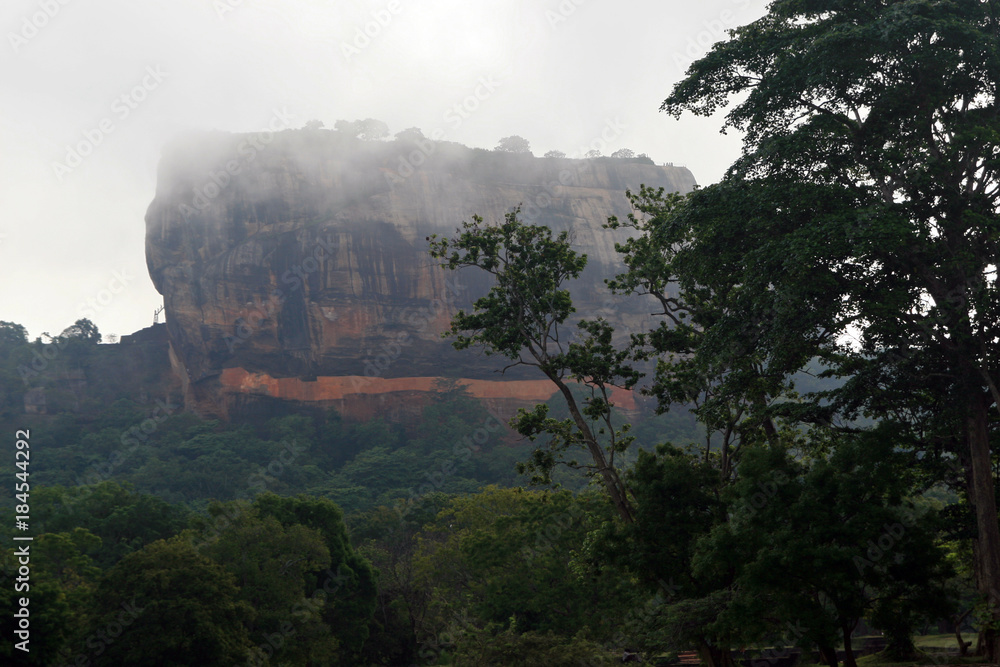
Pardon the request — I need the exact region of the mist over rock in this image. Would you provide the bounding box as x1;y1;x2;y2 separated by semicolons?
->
145;128;697;418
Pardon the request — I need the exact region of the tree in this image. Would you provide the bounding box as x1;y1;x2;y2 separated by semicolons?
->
494;135;532;155
0;321;28;347
0;530;102;665
591;444;729;664
697;434;953;667
334;118;389;140
303;119;324;130
412;486;633;656
395;127;425;142
611;148;636;159
428;211;639;522
203;503;337;665
606;186;774;485
352;501;442;666
252;493;378;657
585;149;602;158
34;482;189;568
358;118;390;141
89;536;253;666
543;150;566;159
60;318;100;344
660;0;1000;657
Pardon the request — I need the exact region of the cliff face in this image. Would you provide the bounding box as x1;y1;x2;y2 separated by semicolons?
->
145;130;696;418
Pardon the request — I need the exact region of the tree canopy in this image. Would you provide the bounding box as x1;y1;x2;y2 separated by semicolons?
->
494;135;532;154
658;0;1000;658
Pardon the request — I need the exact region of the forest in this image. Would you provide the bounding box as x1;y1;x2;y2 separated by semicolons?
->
3;0;1000;665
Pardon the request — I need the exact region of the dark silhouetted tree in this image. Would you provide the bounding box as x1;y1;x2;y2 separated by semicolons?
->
494;135;532;155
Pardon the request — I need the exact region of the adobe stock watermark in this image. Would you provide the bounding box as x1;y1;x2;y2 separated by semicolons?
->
178;107;295;219
853;509;919;574
78;268;135;320
582;577;683;666
54;598;145;667
394;414;505;519
214;0;250;19
72;398;179;492
350;274;467;388
411;614;478;666
8;0;73;53
514;117;627;227
189;439;307;553
245;564;353;665
443;75;503;129
544;0;590;30
51;65;168;181
17;268;136;386
384;73;504;186
746;620;809;667
737;468;791;519
673;0;753;73
223;234;340;353
340;0;403;61
520;503;585;564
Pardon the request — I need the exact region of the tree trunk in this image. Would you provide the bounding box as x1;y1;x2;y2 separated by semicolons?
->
818;645;838;667
698;639;734;667
952;608;972;657
965;391;1000;662
842;623;858;667
552;378;635;523
956;629;970;657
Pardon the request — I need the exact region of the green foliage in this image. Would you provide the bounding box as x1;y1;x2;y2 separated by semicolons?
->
2;384;531;519
203;501;338;665
252;493;378;656
494;135;532;154
450;626;617;666
596;444;724;593
0;321;28;347
59;319;101;344
657;1;1000;655
394;126;425;141
33;482;189;568
413;486;634;644
0;531;103;666
429;209;586;360
88;536;253;666
429;210;639;521
697;433;954;656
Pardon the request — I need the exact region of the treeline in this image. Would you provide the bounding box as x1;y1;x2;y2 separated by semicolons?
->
0;428;976;666
0;483;376;665
0;321;969;666
0;319;706;665
0;340;981;665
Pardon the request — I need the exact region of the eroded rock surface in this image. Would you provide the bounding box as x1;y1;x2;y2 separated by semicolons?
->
145;130;696;417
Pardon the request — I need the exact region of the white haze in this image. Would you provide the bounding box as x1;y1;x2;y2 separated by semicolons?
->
0;0;768;341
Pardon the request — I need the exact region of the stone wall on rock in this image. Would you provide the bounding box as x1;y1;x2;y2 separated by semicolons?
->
145;129;697;417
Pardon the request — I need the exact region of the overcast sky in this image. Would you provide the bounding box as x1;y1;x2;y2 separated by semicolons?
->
1;0;768;342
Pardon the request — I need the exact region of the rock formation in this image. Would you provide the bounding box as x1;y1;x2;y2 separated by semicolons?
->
144;129;697;418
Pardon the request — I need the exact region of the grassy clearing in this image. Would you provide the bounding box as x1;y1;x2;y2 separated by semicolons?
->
780;634;984;667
